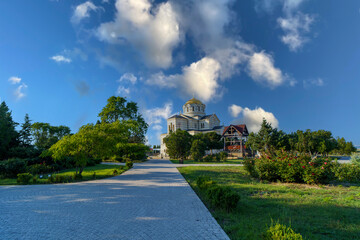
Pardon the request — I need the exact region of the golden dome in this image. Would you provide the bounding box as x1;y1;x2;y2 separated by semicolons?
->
185;97;203;105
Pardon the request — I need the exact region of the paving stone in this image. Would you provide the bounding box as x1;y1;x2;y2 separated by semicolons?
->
0;159;229;240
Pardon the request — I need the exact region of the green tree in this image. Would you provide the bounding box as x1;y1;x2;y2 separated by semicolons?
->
98;96;148;143
31;122;71;150
0;101;19;160
19;114;32;147
164;130;193;164
190;139;207;161
48;120;138;175
246;119;279;154
203;132;222;154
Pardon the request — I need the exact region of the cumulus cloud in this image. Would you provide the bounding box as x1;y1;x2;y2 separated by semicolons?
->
116;86;130;96
8;76;21;84
144;102;173;126
278;13;314;51
50;55;72;63
97;0;181;68
152;125;162;131
118;73;137;84
72;1;99;24
14;83;28;100
229;104;279;133
247;51;285;88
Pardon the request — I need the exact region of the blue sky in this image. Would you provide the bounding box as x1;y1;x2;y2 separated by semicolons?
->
1;0;359;146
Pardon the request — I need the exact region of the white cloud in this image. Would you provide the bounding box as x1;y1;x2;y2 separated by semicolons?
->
116;86;130;96
247;51;285;88
278;13;314;51
8;76;21;84
72;1;99;24
229;104;279;133
118;73;137;84
152;125;162;131
97;0;181;68
303;78;324;88
14;83;28;100
144;102;173;126
50;55;72;63
146;57;223;102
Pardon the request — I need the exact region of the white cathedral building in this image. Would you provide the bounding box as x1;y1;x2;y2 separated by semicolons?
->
160;98;224;157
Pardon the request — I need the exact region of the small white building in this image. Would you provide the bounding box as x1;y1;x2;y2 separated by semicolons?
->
160;98;223;157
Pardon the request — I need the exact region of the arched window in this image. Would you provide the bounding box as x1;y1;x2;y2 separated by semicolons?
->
187;107;189;112
192;107;194;111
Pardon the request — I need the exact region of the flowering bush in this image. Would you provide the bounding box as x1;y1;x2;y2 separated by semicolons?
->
246;151;336;184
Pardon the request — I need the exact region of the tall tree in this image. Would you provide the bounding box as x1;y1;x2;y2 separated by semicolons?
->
0;101;18;160
19;114;32;147
203;132;222;154
190;139;207;161
31;122;71;150
164;130;193;163
98;96;148;143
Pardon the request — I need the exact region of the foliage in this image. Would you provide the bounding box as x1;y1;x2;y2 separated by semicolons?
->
98;96;148;143
116;142;149;161
206;185;240;212
31;122;71;150
350;152;360;166
0;101;19;160
203;132;223;153
196;176;216;190
17;173;33;184
19;113;32;147
333;164;360;183
0;158;27;178
190;139;207;161
125;160;133;168
164;130;192;163
47;120;138;175
336;137;357;155
245;151;336;184
263;222;303;240
27;163;53;175
219;151;228;161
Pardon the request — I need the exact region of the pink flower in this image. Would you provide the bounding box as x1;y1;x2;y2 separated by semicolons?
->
324;162;327;165
321;167;324;169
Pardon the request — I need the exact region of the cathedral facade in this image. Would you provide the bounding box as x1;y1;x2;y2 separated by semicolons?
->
160;98;223;157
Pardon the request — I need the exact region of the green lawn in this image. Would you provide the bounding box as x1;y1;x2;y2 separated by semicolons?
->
0;164;128;185
170;159;243;164
178;166;360;240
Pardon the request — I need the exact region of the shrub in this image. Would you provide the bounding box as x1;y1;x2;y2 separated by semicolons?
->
17;173;33;184
125;160;133;169
350;153;360;166
334;164;360;183
196;176;216;190
219;151;228;161
2;158;27;178
92;172;96;179
204;155;213;162
73;173;82;180
28;163;53;175
214;153;221;162
244;158;258;178
47;175;54;183
206;186;240;212
113;169;118;175
32;176;38;183
263;222;303;240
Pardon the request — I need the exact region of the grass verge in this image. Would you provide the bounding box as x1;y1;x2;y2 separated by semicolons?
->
178;166;360;240
0;164;129;185
170;159;243;164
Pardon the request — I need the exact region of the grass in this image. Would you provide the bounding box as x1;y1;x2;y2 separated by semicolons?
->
170;159;244;164
102;158;147;163
0;164;128;185
178;166;360;240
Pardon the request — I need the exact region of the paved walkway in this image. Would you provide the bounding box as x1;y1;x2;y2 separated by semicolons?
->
0;159;229;240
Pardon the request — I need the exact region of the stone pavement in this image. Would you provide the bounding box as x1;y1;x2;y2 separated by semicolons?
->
0;159;230;240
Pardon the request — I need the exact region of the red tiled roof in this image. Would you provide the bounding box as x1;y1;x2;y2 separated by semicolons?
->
222;124;248;136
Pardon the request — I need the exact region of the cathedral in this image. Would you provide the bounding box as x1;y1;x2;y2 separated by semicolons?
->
160;98;223;157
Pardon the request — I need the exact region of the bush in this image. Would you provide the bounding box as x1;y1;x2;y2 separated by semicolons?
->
2;158;27;178
206;186;240;212
244;151;337;184
113;169;118;175
214;153;221;162
196;176;216;190
204;155;213;162
263;222;303;240
17;173;33;184
125;160;133;169
32;176;38;183
28;163;53;175
350;153;360;166
219;151;228;161
334;164;360;183
73;173;82;180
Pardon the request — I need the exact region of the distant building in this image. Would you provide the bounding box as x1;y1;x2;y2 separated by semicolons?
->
160;98;223;157
221;124;250;157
